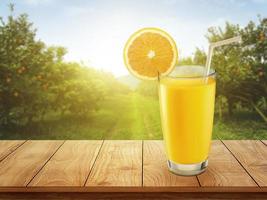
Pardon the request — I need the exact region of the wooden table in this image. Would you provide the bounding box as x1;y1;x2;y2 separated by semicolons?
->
0;140;266;199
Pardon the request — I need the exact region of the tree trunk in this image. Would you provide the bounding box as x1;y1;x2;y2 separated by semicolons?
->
27;114;34;125
61;109;66;117
228;100;234;116
218;101;223;120
251;102;267;123
228;94;267;123
41;111;46;122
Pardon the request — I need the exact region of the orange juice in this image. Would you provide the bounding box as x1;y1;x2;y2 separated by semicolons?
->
159;66;216;175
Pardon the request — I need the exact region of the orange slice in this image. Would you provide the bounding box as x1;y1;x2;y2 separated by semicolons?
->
124;27;178;80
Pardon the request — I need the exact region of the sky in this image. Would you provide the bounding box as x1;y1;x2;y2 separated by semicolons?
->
0;0;267;76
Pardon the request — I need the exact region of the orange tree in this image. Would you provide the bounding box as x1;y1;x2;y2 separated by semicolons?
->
238;18;267;122
0;6;130;126
0;9;60;125
49;62;108;117
194;19;267;121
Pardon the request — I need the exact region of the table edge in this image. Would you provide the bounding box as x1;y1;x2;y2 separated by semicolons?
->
0;186;266;193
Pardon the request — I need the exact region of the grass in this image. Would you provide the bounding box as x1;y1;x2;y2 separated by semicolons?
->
213;112;267;139
0;93;266;139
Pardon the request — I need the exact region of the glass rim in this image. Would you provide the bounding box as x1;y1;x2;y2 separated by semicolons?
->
160;65;216;79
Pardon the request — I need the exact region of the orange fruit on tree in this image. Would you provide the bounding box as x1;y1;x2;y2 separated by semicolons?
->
14;92;19;97
6;77;11;83
124;27;178;80
259;32;265;41
17;69;23;74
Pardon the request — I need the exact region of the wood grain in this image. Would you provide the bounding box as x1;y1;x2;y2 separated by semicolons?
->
28;140;103;187
0;140;63;186
223;140;267;187
198;140;257;187
143;140;199;187
0;140;265;193
0;140;26;162
86;140;142;187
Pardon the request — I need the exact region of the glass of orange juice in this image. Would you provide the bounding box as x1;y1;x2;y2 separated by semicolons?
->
159;65;216;176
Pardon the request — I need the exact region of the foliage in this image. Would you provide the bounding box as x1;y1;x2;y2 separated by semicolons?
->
0;8;130;126
136;80;158;98
136;18;267;122
1;93;266;140
193;48;206;66
182;19;266;122
204;19;267;121
177;57;194;66
0;5;266;141
0;11;54;124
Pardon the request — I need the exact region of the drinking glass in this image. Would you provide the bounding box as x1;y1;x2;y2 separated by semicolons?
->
159;65;216;176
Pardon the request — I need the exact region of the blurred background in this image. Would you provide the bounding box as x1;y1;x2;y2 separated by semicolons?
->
0;0;266;139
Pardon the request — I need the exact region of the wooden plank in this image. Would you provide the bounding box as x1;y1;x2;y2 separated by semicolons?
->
0;140;266;193
86;140;142;187
198;140;257;187
0;140;63;186
0;140;26;162
28;140;103;187
143;140;199;187
223;140;267;187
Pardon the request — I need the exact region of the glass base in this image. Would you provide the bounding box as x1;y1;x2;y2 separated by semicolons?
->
167;159;208;176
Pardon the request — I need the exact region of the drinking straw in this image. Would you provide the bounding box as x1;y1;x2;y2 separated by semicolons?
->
205;36;242;77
